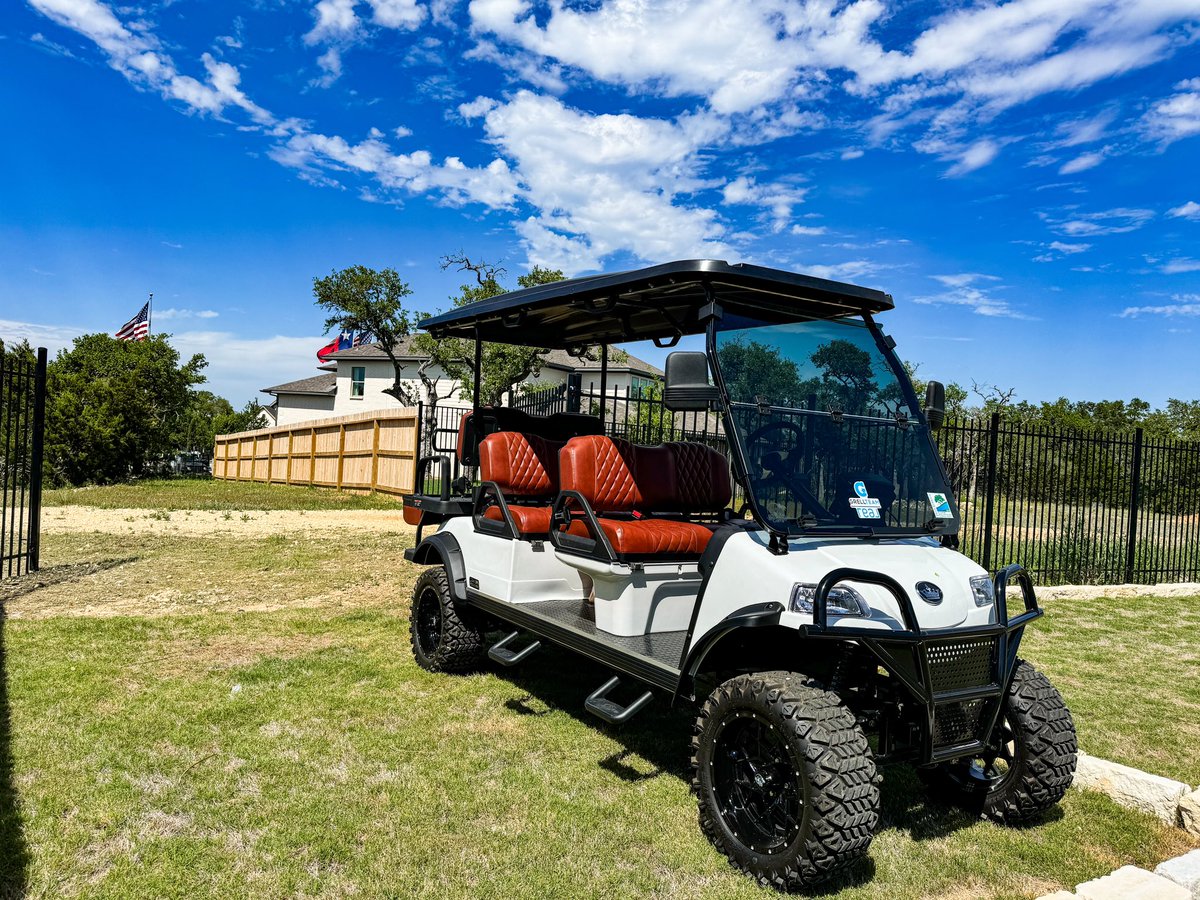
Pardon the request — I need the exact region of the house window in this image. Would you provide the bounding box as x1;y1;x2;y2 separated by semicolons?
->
351;366;366;398
631;375;655;397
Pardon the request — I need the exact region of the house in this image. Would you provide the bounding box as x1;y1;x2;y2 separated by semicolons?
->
260;336;663;427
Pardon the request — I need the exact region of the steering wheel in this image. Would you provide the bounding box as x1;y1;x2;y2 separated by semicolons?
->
745;420;805;477
743;420;831;519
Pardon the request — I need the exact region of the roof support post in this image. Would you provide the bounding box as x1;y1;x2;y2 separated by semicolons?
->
599;344;609;427
472;335;482;410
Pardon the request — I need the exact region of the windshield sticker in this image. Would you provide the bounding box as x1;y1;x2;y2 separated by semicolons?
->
855;506;881;519
849;497;881;509
853;480;869;498
927;492;954;519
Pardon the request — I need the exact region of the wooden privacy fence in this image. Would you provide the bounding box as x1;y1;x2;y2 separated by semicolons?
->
212;408;420;496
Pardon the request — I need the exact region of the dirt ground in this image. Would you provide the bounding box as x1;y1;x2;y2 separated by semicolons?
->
38;505;418;537
1;506;420;619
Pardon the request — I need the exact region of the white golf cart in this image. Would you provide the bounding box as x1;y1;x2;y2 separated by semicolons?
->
402;260;1077;890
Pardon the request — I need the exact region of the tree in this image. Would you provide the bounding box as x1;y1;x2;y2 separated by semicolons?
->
414;254;568;406
313;265;417;404
45;334;206;485
716;337;812;407
175;392;266;453
408;255;571;457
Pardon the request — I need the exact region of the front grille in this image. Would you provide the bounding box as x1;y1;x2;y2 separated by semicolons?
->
926;637;997;693
932;698;989;747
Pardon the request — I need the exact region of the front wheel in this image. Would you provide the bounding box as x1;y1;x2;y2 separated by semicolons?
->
919;659;1077;824
409;567;487;673
691;672;880;890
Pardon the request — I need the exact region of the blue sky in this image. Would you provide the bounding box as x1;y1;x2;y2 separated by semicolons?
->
2;0;1199;407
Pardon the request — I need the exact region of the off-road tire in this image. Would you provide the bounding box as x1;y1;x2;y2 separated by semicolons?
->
409;566;486;673
919;659;1077;824
691;672;880;890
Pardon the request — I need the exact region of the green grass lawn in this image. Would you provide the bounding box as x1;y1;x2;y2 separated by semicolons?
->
1023;592;1200;786
43;479;403;511
0;519;1196;898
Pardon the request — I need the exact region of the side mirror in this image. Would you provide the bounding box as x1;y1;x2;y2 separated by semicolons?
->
663;351;719;412
925;380;946;430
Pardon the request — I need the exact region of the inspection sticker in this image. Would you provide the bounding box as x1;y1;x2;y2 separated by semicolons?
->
849;497;881;508
855;506;881;519
927;492;954;519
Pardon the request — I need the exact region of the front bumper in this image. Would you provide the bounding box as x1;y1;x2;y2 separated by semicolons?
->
804;564;1039;764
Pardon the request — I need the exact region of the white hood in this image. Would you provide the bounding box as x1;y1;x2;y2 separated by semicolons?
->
694;531;995;640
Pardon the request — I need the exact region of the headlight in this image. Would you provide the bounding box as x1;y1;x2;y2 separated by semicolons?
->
969;574;995;608
790;582;870;617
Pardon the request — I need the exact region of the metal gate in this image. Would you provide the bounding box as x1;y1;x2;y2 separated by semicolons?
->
0;346;47;578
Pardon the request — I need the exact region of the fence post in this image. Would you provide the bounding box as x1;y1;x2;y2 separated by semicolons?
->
26;348;47;572
1124;427;1144;584
566;373;582;413
981;412;1000;572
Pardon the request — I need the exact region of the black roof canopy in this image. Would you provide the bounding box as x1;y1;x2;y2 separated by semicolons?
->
418;259;893;349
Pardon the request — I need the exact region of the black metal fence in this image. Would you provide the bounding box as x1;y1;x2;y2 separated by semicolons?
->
420;382;1200;585
0;347;47;578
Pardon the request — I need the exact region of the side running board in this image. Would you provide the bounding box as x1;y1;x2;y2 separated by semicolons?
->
488;631;541;667
584;676;653;725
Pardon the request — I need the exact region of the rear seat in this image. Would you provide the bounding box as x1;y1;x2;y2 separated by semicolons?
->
477;431;562;537
558;435;731;558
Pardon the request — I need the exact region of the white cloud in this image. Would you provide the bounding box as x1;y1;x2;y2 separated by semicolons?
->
1168;200;1200;220
790;225;827;236
1120;294;1200;318
1143;78;1200;145
947;138;1002;176
155;308;219;320
1051;108;1119;148
472;91;731;273
304;0;426;85
1162;258;1200;274
1049;241;1091;254
1059;149;1106;174
1046;207;1155;236
0;319;82;355
1033;240;1092;261
796;260;882;283
722;176;807;233
915;273;1027;318
840;149;864;160
172;331;330;403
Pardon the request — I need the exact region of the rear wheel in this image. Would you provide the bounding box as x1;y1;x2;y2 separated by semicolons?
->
409;567;486;673
919;659;1077;823
691;672;880;890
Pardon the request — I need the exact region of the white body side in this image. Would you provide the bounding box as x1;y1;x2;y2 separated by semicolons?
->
691;531;995;644
438;518;587;604
435;518;996;645
552;552;701;636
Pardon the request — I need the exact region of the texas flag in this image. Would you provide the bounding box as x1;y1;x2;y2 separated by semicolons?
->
317;330;353;362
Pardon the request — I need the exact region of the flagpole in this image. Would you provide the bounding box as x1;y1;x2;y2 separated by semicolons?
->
148;292;153;338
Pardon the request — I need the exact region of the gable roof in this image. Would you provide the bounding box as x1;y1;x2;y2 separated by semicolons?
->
262;372;336;396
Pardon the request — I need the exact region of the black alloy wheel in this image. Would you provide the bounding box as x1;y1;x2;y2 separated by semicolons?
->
711;711;804;853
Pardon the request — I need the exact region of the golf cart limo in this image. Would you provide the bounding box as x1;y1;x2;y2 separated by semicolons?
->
402;260;1077;890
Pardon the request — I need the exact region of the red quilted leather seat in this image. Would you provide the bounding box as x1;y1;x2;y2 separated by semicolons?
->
558;436;731;558
478;431;562;536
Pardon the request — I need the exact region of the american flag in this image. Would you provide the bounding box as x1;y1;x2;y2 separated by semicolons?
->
115;302;151;341
352;330;374;347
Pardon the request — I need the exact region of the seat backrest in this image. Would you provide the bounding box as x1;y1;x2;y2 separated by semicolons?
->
458;407;603;466
558;435;731;514
478;431;563;498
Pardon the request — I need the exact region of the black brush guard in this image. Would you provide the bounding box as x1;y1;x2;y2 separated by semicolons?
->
803;564;1040;764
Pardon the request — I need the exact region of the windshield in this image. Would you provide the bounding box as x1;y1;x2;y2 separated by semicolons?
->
713;314;959;535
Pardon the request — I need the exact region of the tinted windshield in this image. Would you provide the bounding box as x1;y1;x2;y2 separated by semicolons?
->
713;315;959;535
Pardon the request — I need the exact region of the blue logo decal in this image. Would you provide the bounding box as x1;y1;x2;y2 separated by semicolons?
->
854;480;868;498
916;582;943;604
